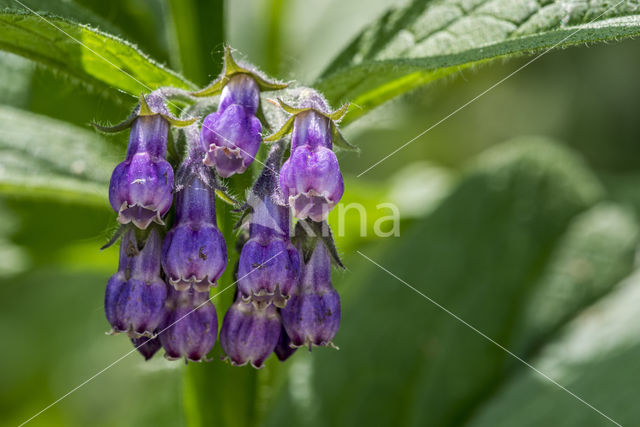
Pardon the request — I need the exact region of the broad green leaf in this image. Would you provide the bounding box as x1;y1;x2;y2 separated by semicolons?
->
317;0;640;124
0;0;122;33
0;105;118;206
261;137;638;427
0;51;33;109
167;0;225;85
509;203;639;354
0;10;194;96
467;267;640;427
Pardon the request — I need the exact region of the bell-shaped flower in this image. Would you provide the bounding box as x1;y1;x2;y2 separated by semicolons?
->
281;241;340;348
161;173;227;292
109;115;174;229
159;287;218;362
220;298;281;368
104;228;168;337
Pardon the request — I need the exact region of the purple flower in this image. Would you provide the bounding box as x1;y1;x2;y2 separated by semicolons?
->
279;142;344;222
162;175;227;292
201;74;262;178
109;115;174;229
159;287;218;362
237;193;300;307
220;299;281;368
274;325;297;362
131;336;162;360
281;241;340;348
279;106;344;222
104;228;168;337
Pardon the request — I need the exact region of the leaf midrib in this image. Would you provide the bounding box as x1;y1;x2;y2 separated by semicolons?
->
317;15;640;104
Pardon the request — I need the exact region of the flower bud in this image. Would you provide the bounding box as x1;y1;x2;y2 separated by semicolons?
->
281;241;340;348
109;115;174;229
162;175;227;292
220;299;281;368
104;229;168;337
237;194;300;307
274;325;297;362
159;287;218;362
201;74;262;178
131;336;162;360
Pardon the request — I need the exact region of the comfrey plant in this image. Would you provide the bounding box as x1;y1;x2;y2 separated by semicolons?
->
98;47;354;366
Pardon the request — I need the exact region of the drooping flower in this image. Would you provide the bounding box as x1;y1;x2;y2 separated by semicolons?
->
109;114;174;229
281;240;340;348
237;193;300;307
201;74;262;178
271;91;348;222
279;136;344;222
104;228;168;337
220;298;281;368
194;46;288;178
159;287;218;362
161;151;227;292
236;140;300;307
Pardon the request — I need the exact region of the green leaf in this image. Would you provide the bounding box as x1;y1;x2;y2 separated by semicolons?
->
166;0;225;85
509;203;639;355
317;0;640;125
0;0;123;33
467;267;640;427
0;10;195;96
261;137;638;427
0;105;118;206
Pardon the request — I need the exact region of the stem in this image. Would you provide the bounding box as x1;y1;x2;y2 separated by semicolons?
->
252;139;285;198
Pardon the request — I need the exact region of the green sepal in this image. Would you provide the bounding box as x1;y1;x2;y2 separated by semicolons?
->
91;104;139;134
142;93;198;127
331;123;359;152
276;98;307;115
192;46;289;97
137;93;154;116
264;114;295;142
164;115;198;127
92;92;197;133
293;220;345;269
232;204;252;230
215;189;240;207
265;98;357;151
327;102;349;122
275;98;349;121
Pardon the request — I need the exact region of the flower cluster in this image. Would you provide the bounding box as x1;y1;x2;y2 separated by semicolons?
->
100;47;351;366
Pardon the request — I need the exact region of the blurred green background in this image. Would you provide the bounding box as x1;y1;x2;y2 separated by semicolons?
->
2;0;640;426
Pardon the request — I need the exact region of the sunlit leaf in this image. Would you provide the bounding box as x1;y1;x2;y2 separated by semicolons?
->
318;0;640;124
0;105;118;205
0;10;194;96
